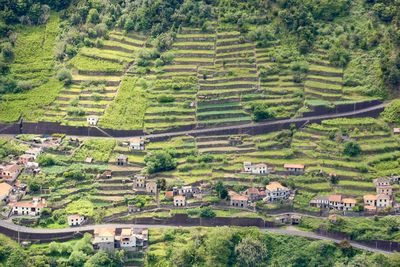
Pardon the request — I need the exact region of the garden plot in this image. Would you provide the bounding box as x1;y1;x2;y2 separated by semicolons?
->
255;46;304;118
42;31;146;126
305;52;344;102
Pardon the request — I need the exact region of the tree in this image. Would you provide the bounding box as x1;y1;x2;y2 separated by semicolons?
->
57;68;72;84
215;181;228;199
87;9;100;24
200;207;216;218
84;251;114;267
343;141;361;157
68;250;88;267
2;42;14;63
145;150;177;174
37;155;55;166
235;237;267;267
251;103;275;122
382;100;400;124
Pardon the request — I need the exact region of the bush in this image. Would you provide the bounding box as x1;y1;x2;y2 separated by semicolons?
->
57;68;72;84
37;155;56;166
200;207;216;218
145;150;177;174
1;43;14;63
157;95;175;103
328;46;351;67
343;141;361;157
382;100;400;124
251;103;276;122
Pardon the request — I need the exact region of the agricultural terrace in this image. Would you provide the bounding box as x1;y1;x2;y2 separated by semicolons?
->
0;14;64;122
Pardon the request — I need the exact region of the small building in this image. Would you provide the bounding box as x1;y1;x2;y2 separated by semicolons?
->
67;214;85;226
284;164;305;173
373;177;391;187
243;162;270;174
119;228;136;249
393;128;400;135
146;181;157;194
230;195;249;208
18;154;35;165
11;198;46;216
264;182;290;203
376;194;392;208
376;184;393;196
342;198;357;211
363;194;377;207
328;195;343;210
174;195;186;206
117;155;128;166
87;116;99;126
309;196;329;208
165;191;174;199
0;182;12;202
85;157;93;163
134;175;146;188
101;170;112;179
129;137;145;150
1;164;21;183
26;147;42;159
244;187;261;202
93;227;116;251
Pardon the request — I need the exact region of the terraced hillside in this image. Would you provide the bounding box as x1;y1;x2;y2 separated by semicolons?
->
42;31;147;126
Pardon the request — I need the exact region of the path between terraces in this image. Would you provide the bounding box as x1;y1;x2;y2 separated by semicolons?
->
0;220;392;254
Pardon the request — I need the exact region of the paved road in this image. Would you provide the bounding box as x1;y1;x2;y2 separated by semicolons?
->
144;102;387;139
0;220;392;254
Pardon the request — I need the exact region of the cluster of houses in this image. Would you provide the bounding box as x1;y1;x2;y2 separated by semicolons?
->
92;227;148;251
165;184;209;207
310;177;399;213
230;182;293;208
243;162;305;175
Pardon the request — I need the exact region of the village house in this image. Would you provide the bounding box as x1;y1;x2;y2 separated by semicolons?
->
101;170;112;179
173;185;199;198
309;196;329;208
243;162;271;174
87;115;99;126
116;155;128;166
328;195;344;210
243;187;262;202
25;162;40;174
11;197;46;216
26;147;43;159
0;182;12;202
275;214;302;225
146;181;157;194
376;194;392;209
18;154;35;165
393;128;400;135
67;214;85;226
117;228;148;250
230;195;249;208
85;157;93;163
374;177;393;196
165;191;174;199
284;164;305;174
133;175;146;188
93;227;116;251
1;164;21;183
174;195;186;206
342;198;357;211
264;182;291;203
129;137;145;150
363;194;377;207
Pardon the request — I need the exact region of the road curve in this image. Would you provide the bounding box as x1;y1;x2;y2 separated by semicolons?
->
145;102;387;139
0;220;392;254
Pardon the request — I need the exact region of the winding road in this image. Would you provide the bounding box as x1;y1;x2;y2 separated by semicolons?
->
0;220;393;254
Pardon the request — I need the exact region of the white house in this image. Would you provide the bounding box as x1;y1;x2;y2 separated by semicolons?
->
93;227;116;251
129;137;145;150
174;195;186;206
376;194;392;208
134;175;146;188
119;228;136;249
11;198;46;216
87;116;99;126
264;182;290;202
309;196;329;208
146;181;157;194
243;162;270;174
1;164;21;183
284;164;305;173
67;214;85;226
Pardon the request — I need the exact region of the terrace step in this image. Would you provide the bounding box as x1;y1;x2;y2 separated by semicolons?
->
198;76;258;84
109;36;143;48
216;52;254;59
308;70;343;77
102;45;134;54
306;77;343;85
199;83;257;90
174;37;215;42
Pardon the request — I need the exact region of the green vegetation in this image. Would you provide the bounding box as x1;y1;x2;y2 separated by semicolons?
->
146;227;400;266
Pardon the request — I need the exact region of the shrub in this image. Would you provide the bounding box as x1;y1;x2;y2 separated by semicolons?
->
328;46;351;67
200;207;216;218
343;141;361;157
250;103;276;122
145;150;177;174
382;100;400;124
57;68;72;84
1;42;14;63
157;95;175;103
37;155;56;166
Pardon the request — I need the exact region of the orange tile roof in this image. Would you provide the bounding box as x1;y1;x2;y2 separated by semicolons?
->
266;182;287;191
165;191;174;198
284;164;305;169
0;183;12;196
363;195;377;201
13;200;46;208
328;195;342;202
343;198;357;204
68;214;83;220
231;195;248;201
3;164;20;173
94;227;116;236
174;195;186;200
